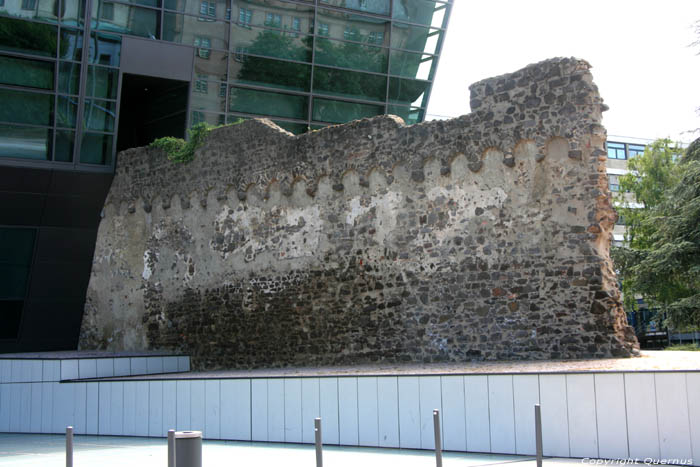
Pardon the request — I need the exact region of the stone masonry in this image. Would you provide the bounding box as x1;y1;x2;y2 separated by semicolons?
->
79;57;639;369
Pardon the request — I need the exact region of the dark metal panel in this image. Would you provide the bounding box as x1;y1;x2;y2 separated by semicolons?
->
0;166;52;193
48;170;113;197
15;298;85;349
121;36;194;82
34;227;99;263
26;260;93;299
0;192;46;225
40;194;104;229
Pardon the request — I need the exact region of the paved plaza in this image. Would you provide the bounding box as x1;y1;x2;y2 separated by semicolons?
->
0;433;585;467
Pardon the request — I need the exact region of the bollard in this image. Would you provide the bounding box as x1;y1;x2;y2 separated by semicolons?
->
66;426;73;467
168;429;176;467
314;418;323;467
535;404;543;467
433;410;442;467
174;431;202;467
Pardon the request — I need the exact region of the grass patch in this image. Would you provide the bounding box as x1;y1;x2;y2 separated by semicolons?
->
664;343;700;351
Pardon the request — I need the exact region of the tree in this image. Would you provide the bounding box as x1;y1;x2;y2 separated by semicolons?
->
612;138;700;330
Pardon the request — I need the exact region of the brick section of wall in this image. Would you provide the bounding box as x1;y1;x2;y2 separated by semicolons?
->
80;57;639;369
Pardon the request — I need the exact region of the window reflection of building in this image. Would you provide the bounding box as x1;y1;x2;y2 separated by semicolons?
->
1;0;452;165
0;1;452;352
239;7;251;26
199;0;215;17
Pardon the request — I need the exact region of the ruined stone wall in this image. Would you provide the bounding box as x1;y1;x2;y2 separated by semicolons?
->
80;57;638;369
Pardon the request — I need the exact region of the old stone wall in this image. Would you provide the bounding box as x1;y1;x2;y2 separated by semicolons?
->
80;57;638;369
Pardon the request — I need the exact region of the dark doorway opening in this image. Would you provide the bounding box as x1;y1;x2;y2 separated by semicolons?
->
117;74;189;152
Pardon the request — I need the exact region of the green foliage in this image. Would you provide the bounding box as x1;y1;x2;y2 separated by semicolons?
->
612;138;700;329
149;120;243;163
616;139;682;249
664;343;700;351
0;17;58;57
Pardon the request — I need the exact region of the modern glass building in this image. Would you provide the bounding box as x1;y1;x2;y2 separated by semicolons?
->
0;0;452;351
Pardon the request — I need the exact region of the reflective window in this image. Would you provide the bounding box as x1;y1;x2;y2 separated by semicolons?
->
194;36;211;58
313;66;386;103
61;0;85;26
0;17;58;57
265;12;281;28
191;82;227;113
173;0;224;18
200;0;216;17
230;56;311;92
0;88;53;126
315;38;387;73
0;0;59;22
0;124;51;160
367;30;384;45
0;55;54;90
229;87;308;119
164;0;186;11
59;28;83;60
393;0;448;28
194;49;227;79
58;61;81;95
312;97;383;124
80;131;113;164
54;129;75;161
388;77;428;107
232;1;313;29
391;23;441;54
608;174;620;192
0;0;450;167
238;7;251;25
93;1;160;39
607;142;626;160
387;104;423;124
316;8;389;43
194;74;209;93
628;144;645;158
319;0;389;16
101;2;115;20
56;95;79;128
190;111;225;127
230;26;312;62
389;49;434;79
85;65;118;99
89;32;121;66
163;14;228;50
83;98;116;131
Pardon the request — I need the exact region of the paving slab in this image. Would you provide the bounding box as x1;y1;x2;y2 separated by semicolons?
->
0;433;583;467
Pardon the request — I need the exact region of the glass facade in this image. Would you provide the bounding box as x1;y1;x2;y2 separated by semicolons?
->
1;0;451;168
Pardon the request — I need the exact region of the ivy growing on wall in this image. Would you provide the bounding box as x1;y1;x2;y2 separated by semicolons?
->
150;120;243;163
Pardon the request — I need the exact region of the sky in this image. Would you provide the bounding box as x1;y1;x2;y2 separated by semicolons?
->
427;1;700;144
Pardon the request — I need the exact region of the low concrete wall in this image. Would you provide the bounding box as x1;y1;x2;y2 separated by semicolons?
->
0;357;698;463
